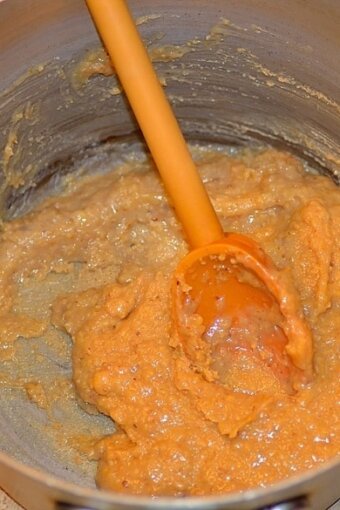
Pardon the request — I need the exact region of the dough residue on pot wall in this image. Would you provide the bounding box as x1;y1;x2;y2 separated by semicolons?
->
70;10;198;93
1;102;40;190
70;40;193;92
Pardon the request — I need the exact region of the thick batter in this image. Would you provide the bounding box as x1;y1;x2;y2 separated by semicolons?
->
0;147;339;495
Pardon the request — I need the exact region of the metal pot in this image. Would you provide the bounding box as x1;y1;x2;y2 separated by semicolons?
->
0;1;339;509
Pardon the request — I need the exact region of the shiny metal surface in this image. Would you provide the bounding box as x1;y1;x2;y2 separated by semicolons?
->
0;0;339;509
56;495;312;510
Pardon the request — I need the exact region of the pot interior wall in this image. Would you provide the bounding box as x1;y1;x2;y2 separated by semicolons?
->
0;0;339;220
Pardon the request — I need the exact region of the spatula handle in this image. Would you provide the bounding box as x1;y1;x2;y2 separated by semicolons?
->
86;0;223;248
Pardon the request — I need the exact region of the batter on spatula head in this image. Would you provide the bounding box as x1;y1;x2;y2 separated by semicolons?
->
173;233;313;395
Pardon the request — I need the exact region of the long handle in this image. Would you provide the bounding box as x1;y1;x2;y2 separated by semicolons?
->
86;0;223;248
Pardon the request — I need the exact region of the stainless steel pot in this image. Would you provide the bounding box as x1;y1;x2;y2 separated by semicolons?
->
0;1;339;509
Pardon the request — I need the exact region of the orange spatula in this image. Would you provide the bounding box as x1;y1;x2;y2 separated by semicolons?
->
86;0;313;389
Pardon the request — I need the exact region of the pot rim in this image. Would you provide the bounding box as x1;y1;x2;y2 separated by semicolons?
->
0;449;339;508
